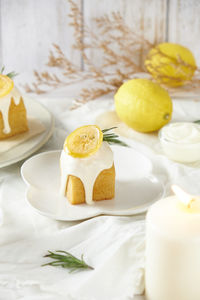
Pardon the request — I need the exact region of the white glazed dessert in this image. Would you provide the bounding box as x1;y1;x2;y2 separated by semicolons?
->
59;125;118;205
60;141;114;205
159;122;200;163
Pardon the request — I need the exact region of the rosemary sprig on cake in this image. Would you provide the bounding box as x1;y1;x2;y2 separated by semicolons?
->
102;127;128;147
42;250;94;272
0;66;18;79
65;125;127;158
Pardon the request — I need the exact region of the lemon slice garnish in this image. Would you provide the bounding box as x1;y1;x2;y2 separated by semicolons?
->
64;125;103;158
0;74;14;97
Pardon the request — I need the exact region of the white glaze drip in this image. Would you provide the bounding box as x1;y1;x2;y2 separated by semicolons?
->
0;86;22;134
60;142;113;205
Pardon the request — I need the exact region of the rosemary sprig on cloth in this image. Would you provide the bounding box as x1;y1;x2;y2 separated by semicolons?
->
194;120;200;124
42;250;94;272
102;127;128;147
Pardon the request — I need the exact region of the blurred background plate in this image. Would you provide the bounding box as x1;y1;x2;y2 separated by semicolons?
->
0;97;54;168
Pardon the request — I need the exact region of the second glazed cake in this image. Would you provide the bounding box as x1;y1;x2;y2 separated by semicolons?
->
0;74;28;139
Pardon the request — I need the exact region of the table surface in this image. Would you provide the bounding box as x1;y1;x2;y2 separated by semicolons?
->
1;84;200;300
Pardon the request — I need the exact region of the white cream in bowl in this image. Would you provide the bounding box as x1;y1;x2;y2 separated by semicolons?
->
159;122;200;163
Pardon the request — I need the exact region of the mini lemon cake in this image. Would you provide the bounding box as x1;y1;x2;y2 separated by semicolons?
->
0;74;28;139
60;125;116;205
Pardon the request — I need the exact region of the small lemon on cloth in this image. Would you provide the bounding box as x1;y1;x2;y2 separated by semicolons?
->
145;43;196;87
114;78;173;133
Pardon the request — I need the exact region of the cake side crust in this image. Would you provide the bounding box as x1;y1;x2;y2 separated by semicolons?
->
66;164;115;205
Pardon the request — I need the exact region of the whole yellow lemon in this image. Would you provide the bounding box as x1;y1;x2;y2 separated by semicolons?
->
145;43;196;87
114;78;173;133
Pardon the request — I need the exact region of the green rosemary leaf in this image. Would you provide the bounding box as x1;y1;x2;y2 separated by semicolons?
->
104;138;128;147
103;134;119;139
194;120;200;124
102;127;128;147
0;66;18;79
0;66;5;74
42;250;94;272
102;127;118;133
6;71;18;79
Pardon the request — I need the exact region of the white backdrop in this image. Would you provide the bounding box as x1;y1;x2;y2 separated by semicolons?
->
0;0;200;81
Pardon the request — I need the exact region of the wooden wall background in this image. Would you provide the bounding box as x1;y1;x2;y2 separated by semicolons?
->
0;0;200;81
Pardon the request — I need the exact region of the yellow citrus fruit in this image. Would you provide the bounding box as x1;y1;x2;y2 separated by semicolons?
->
145;43;196;87
0;74;14;97
114;78;173;133
65;125;103;158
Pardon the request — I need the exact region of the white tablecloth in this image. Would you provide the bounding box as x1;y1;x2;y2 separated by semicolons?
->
1;86;200;300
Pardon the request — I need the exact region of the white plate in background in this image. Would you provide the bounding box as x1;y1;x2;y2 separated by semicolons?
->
0;97;54;168
21;147;165;221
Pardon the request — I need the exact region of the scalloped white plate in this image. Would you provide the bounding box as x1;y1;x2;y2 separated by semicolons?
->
21;147;165;221
0;97;54;168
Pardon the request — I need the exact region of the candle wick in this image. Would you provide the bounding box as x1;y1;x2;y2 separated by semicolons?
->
171;185;195;208
187;198;195;209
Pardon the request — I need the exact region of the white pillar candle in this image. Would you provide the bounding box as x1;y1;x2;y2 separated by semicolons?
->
145;185;200;300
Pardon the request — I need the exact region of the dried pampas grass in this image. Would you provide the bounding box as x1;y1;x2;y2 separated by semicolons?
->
24;0;155;108
25;0;200;108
